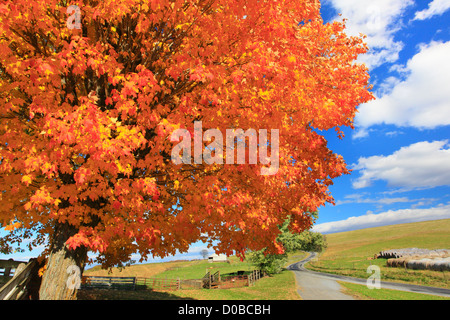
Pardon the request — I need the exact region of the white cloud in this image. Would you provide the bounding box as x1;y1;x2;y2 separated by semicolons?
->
352;140;450;190
326;0;414;69
335;194;436;206
355;41;450;132
312;204;450;234
413;0;450;21
385;130;404;137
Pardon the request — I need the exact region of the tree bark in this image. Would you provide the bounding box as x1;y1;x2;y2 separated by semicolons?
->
39;223;87;300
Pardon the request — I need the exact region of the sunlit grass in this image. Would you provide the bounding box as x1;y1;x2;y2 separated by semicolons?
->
307;219;450;289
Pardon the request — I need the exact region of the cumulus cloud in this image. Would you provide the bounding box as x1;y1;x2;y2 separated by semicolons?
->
312;204;450;234
413;0;450;21
355;41;450;133
326;0;414;69
352;140;450;190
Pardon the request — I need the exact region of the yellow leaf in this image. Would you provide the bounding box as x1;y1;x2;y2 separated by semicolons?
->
22;175;32;186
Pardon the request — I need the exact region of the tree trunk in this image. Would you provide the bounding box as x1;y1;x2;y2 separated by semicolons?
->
39;223;87;300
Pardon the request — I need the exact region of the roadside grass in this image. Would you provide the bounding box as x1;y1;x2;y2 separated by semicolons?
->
306;219;450;289
338;282;450;300
79;251;307;300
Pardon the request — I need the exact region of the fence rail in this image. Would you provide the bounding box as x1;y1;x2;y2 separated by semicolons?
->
136;277;180;291
0;259;37;300
80;269;265;292
81;276;136;290
1;259;25;287
247;269;263;286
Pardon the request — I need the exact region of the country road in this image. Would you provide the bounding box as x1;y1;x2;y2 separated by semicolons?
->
288;252;450;300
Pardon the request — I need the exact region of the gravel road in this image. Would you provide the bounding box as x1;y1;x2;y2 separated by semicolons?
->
288;252;450;300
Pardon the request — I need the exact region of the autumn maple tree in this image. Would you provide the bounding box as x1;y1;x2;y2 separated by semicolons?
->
0;0;373;299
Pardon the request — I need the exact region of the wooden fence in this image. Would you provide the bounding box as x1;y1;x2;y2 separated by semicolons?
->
0;259;38;300
219;274;248;289
81;276;136;290
202;271;220;289
220;270;264;288
2;259;265;298
179;278;203;289
76;269;265;293
247;269;263;286
136;277;180;291
1;259;25;287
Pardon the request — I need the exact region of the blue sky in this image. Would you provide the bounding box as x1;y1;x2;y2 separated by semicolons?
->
2;0;449;264
311;0;450;234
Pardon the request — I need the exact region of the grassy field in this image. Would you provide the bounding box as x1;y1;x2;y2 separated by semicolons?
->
79;219;449;300
80;251;307;300
306;219;450;290
339;282;449;300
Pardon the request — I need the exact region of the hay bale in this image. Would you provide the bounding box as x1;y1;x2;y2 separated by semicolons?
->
403;257;450;271
381;248;450;271
377;248;449;260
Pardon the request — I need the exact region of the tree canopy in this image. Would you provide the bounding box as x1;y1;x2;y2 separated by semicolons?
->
0;0;373;293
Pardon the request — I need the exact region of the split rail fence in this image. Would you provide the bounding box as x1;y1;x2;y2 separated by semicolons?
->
81;276;137;290
2;258;266;298
82;269;264;291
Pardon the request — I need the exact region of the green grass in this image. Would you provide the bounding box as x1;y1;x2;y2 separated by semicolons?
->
339;282;450;300
78;268;299;300
307;219;450;290
79;251;307;300
153;256;254;280
81;219;450;300
170;268;299;300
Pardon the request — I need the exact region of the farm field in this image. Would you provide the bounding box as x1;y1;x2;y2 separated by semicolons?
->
79;219;449;300
79;251;307;300
306;219;450;290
